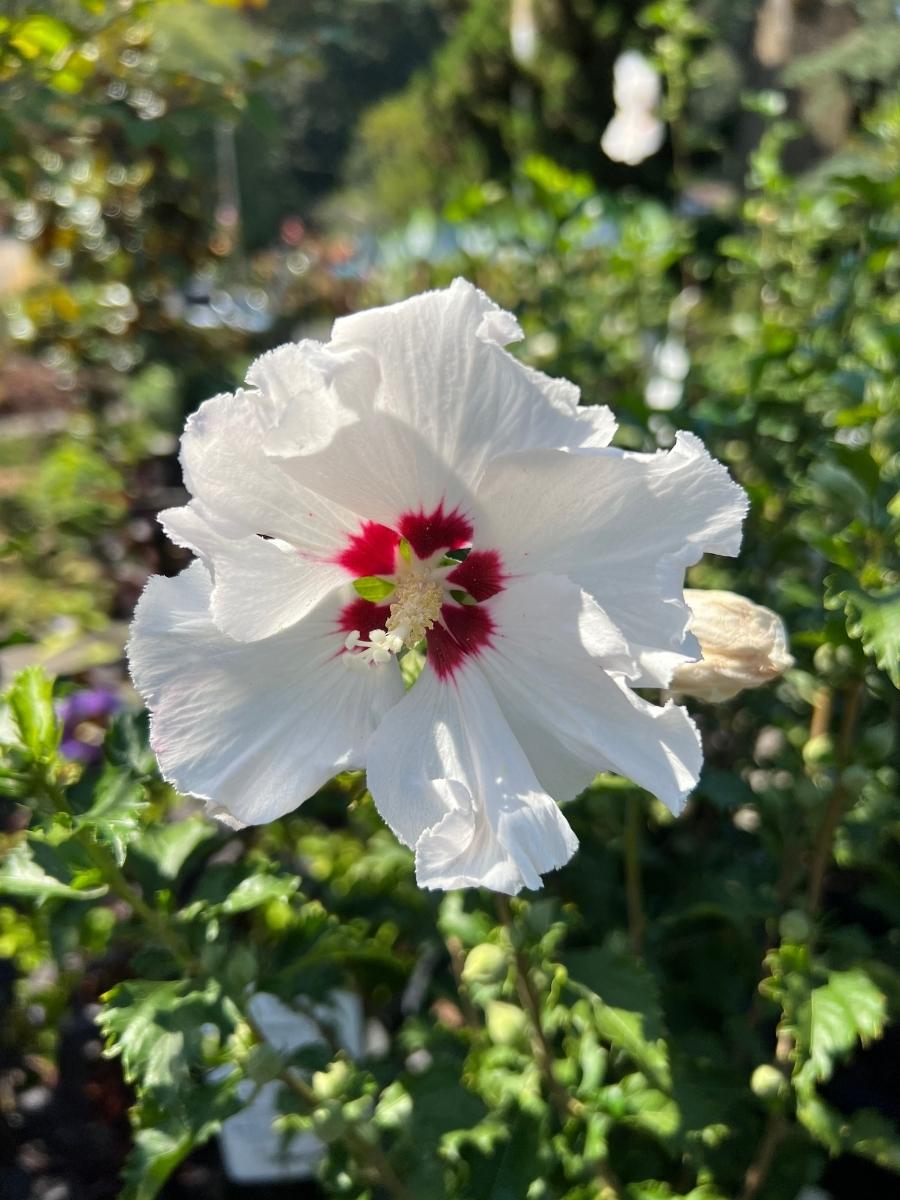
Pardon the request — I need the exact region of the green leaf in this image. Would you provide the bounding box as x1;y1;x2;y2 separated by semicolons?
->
826;574;900;686
628;1185;728;1200
105;710;156;778
465;1110;545;1200
352;575;396;602
120;1083;241;1200
0;841;106;902
99;978;229;1092
132;816;217;883
219;872;299;915
565;945;670;1087
76;765;147;866
622;1082;681;1138
7;668;60;759
796;968;886;1089
798;1094;900;1171
120;1125;193;1200
99;980;189;1087
591;1004;671;1090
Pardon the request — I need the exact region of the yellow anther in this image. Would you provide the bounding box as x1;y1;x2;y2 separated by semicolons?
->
386;573;444;647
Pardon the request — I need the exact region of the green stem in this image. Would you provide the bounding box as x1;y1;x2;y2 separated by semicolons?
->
244;1011;412;1200
739;1112;788;1200
36;767;194;969
76;830;194;970
495;896;623;1200
624;794;645;958
806;680;864;915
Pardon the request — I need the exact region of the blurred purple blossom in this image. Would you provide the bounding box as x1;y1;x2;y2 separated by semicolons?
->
58;687;120;763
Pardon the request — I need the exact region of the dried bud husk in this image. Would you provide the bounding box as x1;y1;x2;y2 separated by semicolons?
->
672;590;793;702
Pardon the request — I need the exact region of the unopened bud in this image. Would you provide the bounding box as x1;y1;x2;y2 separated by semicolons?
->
485;1000;529;1045
671;590;793;702
750;1064;789;1101
462;943;507;987
312;1059;351;1101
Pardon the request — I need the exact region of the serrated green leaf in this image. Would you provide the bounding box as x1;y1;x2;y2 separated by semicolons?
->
99;978;229;1091
120;1125;193;1200
99;980;188;1086
76;765;147;866
796;968;886;1089
352;575;396;602
120;1083;240;1200
7;668;60;759
826;574;900;686
0;841;106;902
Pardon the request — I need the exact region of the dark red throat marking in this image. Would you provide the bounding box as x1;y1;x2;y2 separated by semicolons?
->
428;604;495;680
398;503;473;561
335;521;399;577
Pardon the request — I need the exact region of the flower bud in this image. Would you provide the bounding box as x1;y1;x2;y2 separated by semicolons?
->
779;909;812;943
750;1064;789;1101
312;1059;352;1101
485;1000;529;1046
462;943;507;987
672;590;793;702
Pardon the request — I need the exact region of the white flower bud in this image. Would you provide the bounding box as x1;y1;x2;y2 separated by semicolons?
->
601;52;665;165
601;109;665;166
672;590;793;702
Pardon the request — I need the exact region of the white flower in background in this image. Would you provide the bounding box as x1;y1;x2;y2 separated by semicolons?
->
509;0;538;68
128;280;746;894
601;51;665;166
645;336;690;411
671;590;793;702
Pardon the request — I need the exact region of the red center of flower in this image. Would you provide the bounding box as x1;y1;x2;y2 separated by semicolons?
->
334;503;504;679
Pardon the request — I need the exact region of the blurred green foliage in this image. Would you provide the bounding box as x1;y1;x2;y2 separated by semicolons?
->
1;2;899;1200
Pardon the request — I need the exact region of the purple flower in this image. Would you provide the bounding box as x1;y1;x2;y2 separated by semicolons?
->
58;687;120;763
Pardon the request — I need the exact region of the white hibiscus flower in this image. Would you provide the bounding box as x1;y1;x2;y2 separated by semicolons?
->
128;279;747;894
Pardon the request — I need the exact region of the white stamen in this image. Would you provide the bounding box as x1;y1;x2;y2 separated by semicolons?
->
344;568;446;668
342;627;405;669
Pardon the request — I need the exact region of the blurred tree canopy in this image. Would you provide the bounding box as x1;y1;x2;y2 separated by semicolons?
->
342;0;900;223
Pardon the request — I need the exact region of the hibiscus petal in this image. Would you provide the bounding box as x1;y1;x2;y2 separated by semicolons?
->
275;409;476;530
161;503;347;643
245;339;376;457
365;662;578;894
329;278;617;488
180;387;357;554
478;573;702;813
127;562;403;824
476;431;748;686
